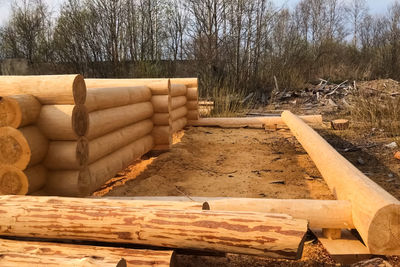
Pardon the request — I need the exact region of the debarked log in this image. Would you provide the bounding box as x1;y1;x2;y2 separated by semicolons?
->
0;75;86;105
0;94;41;128
0;195;308;259
281;110;400;255
0;238;175;267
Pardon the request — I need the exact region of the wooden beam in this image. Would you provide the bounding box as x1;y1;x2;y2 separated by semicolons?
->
0;95;41;128
206;198;354;229
281;110;400;255
0;75;86;105
188;115;322;128
0;238;175;267
0;195;308;259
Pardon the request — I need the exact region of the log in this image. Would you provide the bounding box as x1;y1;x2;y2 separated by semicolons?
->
170;106;188;121
186;87;198;100
88;119;153;164
152;95;170;113
170;84;187;97
187;110;199;120
171;96;187;110
87;102;153;140
152;113;170;126
0;239;175;267
46;169;90;197
206;198;354;229
85;79;170;95
0;126;48;169
331;119;350;130
281;110;400;255
0;165;27;195
0;164;46;195
88;135;154;193
37;105;88;140
85;86;152;112
0;75;86;104
44;137;89;170
0;95;41;128
152;126;171;145
171;117;187;133
186;100;198;110
171;78;198;88
188;115;323;128
0;195;308;259
152;144;170;151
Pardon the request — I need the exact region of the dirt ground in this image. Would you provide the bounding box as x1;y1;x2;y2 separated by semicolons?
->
93;123;400;266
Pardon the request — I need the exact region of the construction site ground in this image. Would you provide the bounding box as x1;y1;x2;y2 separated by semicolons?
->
94;122;400;266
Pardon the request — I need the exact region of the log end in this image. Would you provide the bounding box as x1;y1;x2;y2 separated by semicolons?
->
0;165;28;195
77;137;89;166
0;127;30;169
73;74;87;105
72;105;89;136
368;203;400;255
0;97;21;128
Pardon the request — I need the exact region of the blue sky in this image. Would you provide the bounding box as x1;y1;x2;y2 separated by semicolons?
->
0;0;395;26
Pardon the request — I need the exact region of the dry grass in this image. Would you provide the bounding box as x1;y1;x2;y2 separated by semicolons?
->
350;90;400;137
206;86;254;117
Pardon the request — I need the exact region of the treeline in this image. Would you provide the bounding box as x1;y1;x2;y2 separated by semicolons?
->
1;0;400;95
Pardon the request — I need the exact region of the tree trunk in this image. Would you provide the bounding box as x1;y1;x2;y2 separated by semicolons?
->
0;195;308;259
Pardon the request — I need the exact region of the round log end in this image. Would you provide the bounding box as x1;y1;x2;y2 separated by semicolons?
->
72;105;89;136
368;203;400;254
77;137;89;166
202;202;210;210
0;165;28;195
73;74;87;105
0;97;21;128
0;127;30;169
78;168;91;196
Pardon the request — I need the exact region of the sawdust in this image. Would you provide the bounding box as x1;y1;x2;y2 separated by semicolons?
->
100;127;334;200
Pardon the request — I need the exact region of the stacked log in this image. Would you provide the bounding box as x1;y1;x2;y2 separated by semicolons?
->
0;195;309;259
170;84;188;134
85;79;172;151
0;94;48;195
46;85;154;196
171;78;199;121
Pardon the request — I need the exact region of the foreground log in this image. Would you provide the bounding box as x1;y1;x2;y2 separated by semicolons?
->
0;126;48;169
0;195;308;259
37;105;88;140
0;95;41;128
44;137;89;170
188;115;323;128
88;119;153;164
0;238;175;267
281;110;400;255
206;198;354;229
85;86;152;112
87;102;153;140
0;75;86;104
0;164;46;195
88;135;154;193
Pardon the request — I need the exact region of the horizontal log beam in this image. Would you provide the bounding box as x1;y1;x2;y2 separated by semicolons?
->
188;115;322;128
281;110;400;255
0;195;308;259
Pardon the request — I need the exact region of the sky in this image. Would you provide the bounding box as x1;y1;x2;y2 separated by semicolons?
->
0;0;395;26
